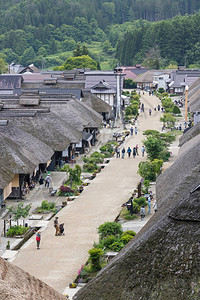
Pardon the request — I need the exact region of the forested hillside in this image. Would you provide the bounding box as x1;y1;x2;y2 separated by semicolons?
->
0;0;200;69
116;13;200;67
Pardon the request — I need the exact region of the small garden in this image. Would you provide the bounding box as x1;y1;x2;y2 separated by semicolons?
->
120;196;148;220
124;92;140;123
34;200;58;214
73;222;136;284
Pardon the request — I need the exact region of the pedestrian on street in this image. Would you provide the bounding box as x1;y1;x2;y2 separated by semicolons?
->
130;127;133;135
132;147;136;158
36;231;41;249
45;175;51;188
121;147;125;159
154;105;156;111
141;145;145;157
127;147;132;158
116;147;120;158
153;200;158;213
135;127;137;135
157;104;160;111
149;108;151;115
140;206;145;220
148;196;151;214
39;176;44;188
54;216;60;236
135;144;139;155
179;124;182;131
141;103;144;112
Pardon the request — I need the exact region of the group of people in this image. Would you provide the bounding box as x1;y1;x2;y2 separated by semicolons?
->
39;174;51;188
140;198;158;221
130;126;138;135
116;145;145;158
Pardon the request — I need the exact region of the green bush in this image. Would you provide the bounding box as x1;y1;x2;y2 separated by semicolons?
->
88;248;104;271
121;234;134;244
109;241;124;252
6;225;29;237
122;230;136;237
131;201;140;213
134;197;147;207
120;208;137;220
98;222;123;239
83;163;100;173
99;235;118;249
173;105;181;115
37;200;56;212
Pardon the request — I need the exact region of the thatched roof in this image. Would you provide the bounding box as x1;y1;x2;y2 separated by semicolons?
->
74;134;200;300
69;97;103;128
0;123;54;164
179;123;200;146
133;70;154;83
82;92;112;114
0;111;71;151
0;165;15;189
0;257;66;300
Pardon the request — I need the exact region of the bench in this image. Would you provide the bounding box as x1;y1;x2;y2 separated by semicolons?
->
51;189;57;196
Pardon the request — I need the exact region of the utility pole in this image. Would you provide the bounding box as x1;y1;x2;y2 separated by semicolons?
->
185;85;189;123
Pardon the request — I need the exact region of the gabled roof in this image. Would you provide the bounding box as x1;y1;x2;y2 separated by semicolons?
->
134;71;153;83
82;92;112;113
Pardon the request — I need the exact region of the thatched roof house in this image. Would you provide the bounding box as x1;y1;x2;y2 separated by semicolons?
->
0;165;15;189
0;257;66;300
74;131;200;300
82;92;112;114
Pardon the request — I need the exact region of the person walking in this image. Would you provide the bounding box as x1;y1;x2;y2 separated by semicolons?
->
121;147;125;159
39;176;44;188
154;105;156;111
153;200;158;213
130;127;133;135
36;231;41;249
141;146;145;157
54;216;60;236
116;147;120;158
157;104;160;111
135;144;139;155
140;206;145;221
135;127;137;135
132;147;136;158
45;175;51;188
149;108;152;116
127;147;132;158
148;196;151;214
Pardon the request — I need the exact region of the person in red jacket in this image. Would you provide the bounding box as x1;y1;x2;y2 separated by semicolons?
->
36;231;41;249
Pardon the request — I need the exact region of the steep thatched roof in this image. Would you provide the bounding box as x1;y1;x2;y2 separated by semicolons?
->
69;97;103;128
133;70;154;83
0;123;54;164
74;134;200;300
0;133;37;175
0;257;66;300
0;111;72;151
0;165;15;189
179;122;200;146
82;92;112;114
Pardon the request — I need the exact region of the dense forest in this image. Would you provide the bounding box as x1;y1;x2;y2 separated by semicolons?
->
0;0;200;69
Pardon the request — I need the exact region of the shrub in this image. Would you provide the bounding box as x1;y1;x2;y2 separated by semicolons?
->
158;87;165;94
121;234;134;244
173;105;181;115
83;163;99;173
88;248;104;271
99;235;118;249
58;185;74;196
98;222;123;239
134;197;147;207
109;241;124;252
120;208;137;220
122;230;136;237
6;225;29;237
131;201;140;213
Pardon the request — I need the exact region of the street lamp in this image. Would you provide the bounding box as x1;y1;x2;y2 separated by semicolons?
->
185;85;189;123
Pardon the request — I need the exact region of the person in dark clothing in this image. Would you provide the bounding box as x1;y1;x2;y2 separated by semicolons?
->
59;223;65;235
122;148;125;159
133;147;136;158
127;147;132;158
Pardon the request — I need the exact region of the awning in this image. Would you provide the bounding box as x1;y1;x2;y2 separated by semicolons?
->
82;132;93;142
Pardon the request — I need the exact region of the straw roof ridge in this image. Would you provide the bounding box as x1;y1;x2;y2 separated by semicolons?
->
133;70;154;83
0;124;54;163
179;124;200;147
82;92;112;113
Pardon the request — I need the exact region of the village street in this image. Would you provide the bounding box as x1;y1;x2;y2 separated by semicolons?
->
10;92;179;295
